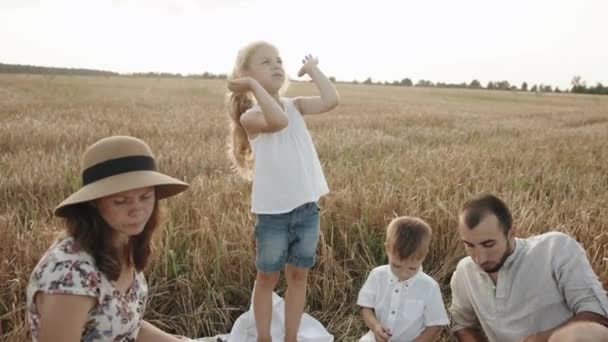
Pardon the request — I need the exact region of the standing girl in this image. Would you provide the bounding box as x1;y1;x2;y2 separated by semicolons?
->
226;41;339;342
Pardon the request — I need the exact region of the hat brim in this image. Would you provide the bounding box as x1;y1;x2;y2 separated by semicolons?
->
54;170;189;217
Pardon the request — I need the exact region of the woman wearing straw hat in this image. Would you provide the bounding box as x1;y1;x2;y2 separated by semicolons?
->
26;136;191;341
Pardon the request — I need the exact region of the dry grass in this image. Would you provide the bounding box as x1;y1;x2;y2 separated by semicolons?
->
1;74;607;341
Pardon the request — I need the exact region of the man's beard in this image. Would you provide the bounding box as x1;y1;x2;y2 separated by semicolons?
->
481;241;514;273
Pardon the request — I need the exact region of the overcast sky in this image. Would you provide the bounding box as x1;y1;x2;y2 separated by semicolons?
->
1;0;606;89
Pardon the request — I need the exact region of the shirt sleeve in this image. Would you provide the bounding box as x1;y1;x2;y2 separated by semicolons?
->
35;258;101;301
424;281;450;326
450;263;482;332
357;268;379;309
555;235;608;317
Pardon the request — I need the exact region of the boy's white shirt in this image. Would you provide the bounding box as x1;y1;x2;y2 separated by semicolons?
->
357;265;449;341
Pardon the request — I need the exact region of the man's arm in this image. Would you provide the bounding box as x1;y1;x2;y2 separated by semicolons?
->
555;234;608;317
521;234;608;341
454;328;488;342
450;263;488;342
519;312;608;342
413;326;442;342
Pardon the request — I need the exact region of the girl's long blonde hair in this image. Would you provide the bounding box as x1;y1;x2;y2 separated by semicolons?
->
226;41;285;179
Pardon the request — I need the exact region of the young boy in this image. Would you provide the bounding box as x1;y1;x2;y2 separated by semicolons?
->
357;216;449;342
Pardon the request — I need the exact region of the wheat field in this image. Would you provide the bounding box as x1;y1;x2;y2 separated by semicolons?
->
1;74;607;341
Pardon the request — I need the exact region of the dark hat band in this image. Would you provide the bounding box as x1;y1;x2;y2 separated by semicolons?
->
82;155;157;185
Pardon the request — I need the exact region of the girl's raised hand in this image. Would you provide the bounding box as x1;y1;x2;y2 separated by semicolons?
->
228;77;257;93
297;54;319;77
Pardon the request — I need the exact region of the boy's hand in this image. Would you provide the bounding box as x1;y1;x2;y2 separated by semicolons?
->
372;323;392;342
297;54;319;77
228;77;258;93
517;332;545;342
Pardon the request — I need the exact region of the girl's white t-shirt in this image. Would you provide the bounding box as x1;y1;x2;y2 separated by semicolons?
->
247;97;329;214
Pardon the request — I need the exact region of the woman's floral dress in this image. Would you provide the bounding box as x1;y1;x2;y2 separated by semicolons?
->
27;237;148;341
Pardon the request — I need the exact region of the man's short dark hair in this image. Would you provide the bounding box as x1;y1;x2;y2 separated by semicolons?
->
460;193;512;235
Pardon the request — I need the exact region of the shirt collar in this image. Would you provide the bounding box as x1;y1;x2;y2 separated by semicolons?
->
503;237;524;268
388;265;423;286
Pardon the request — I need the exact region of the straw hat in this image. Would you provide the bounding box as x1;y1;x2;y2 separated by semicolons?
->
54;136;189;217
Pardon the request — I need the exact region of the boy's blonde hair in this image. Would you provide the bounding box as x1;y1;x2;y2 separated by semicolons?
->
225;40;289;179
386;216;432;261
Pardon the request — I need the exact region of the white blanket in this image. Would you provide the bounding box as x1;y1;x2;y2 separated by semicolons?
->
193;290;333;342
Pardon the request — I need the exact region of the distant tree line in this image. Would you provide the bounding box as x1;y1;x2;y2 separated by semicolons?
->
345;77;564;93
186;71;227;79
0;63;226;80
1;63;605;95
0;63;118;76
570;76;608;95
130;71;227;79
333;75;607;95
131;72;184;78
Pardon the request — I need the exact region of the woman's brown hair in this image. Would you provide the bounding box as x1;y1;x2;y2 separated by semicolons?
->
61;198;165;281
